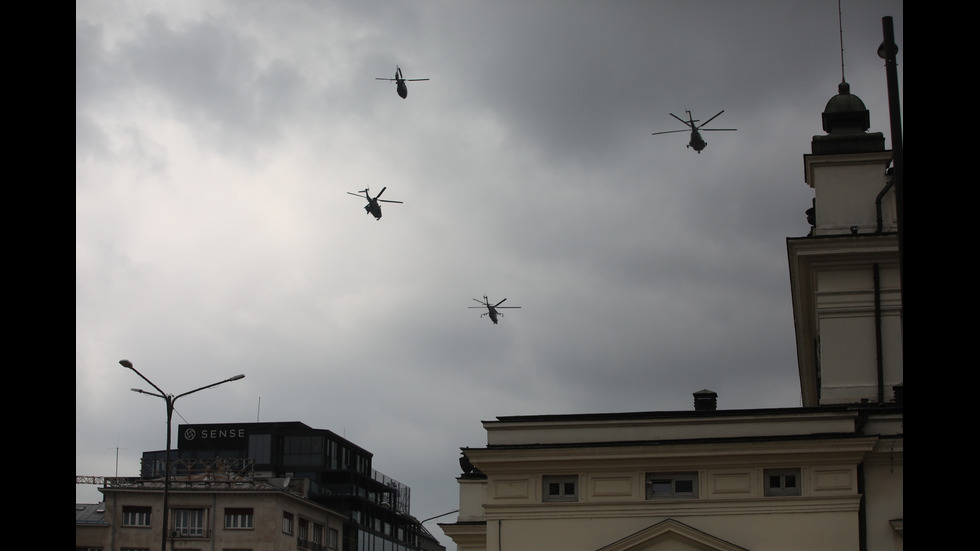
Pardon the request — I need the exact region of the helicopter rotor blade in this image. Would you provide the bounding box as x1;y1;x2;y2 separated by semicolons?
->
651;129;689;136
473;298;488;305
669;112;692;126
404;78;429;82
347;191;367;198
376;187;387;198
378;199;403;204
698;110;725;129
701;128;737;132
494;298;508;307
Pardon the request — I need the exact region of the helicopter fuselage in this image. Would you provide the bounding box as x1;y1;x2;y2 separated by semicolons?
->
688;130;707;152
365;200;383;219
396;80;408;99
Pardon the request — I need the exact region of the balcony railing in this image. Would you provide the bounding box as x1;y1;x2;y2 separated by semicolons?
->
297;537;327;551
169;527;210;539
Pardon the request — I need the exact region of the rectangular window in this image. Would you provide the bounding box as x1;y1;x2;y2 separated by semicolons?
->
248;433;272;464
122;506;152;527
284;435;324;466
282;512;294;534
173;508;206;537
224;508;254;529
313;523;325;545
765;468;802;496
298;518;309;540
542;475;578;502
329;528;339;549
329;440;338;469
645;473;699;499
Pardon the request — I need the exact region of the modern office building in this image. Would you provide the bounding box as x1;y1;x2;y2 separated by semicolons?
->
439;77;903;551
77;421;445;551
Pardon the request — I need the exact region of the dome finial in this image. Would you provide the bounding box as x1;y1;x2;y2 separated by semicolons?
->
837;0;846;83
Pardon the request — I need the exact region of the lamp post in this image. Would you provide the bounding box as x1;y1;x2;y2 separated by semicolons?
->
416;509;458;551
120;359;244;551
877;16;903;335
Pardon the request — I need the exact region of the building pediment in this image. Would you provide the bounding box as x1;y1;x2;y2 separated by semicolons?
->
596;519;748;551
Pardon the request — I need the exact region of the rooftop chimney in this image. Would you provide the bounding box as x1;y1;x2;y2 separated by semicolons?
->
693;389;718;412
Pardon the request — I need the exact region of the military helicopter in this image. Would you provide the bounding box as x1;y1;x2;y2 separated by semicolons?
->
347;187;402;220
376;66;429;99
469;295;521;325
651;110;736;153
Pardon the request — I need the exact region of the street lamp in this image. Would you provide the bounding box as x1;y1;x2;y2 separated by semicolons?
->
120;359;245;551
419;509;458;524
877;15;903;332
416;509;458;551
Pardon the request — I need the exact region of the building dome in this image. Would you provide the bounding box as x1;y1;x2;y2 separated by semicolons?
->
821;81;870;134
812;81;884;154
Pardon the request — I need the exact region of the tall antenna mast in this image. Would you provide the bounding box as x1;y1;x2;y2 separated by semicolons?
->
109;432;126;477
838;0;846;83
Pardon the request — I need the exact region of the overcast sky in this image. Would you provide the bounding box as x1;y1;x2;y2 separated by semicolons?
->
76;2;903;548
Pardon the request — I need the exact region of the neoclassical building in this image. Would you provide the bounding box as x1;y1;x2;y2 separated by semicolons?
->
439;78;903;551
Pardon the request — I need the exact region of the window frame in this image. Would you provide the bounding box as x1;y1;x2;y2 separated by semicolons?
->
645;472;699;499
542;474;579;502
172;507;207;537
122;506;152;527
764;468;802;496
282;512;294;535
224;507;254;530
